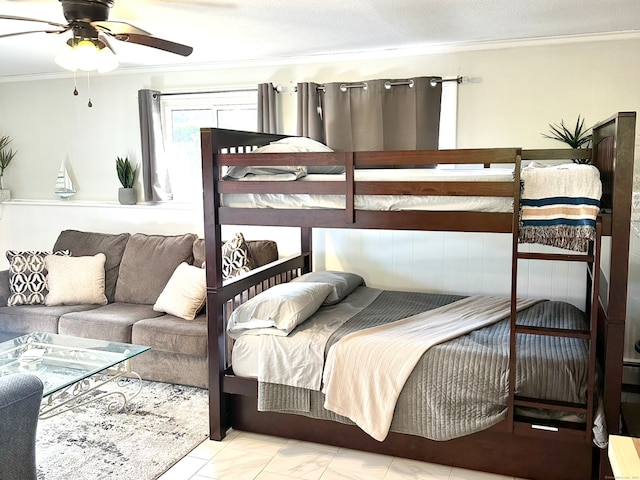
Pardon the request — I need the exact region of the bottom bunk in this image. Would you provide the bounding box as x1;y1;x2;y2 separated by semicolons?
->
211;261;605;480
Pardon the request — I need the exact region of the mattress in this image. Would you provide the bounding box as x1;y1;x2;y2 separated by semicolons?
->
233;287;599;443
222;167;515;212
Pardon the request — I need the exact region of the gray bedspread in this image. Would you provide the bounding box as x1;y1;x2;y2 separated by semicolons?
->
258;290;590;441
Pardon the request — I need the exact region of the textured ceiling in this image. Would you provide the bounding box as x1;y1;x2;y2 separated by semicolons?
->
0;0;639;78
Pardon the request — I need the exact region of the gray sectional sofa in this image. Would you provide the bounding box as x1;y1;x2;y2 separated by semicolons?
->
0;229;278;388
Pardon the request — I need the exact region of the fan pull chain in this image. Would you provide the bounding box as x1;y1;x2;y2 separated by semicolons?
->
73;70;78;96
87;71;92;108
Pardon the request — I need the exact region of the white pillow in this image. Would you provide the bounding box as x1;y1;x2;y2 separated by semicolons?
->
153;263;206;321
269;137;333;152
44;253;108;306
226;282;334;339
264;138;343;174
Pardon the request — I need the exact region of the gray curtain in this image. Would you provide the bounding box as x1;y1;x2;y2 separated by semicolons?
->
257;83;278;133
296;82;324;143
138;89;172;202
322;76;442;151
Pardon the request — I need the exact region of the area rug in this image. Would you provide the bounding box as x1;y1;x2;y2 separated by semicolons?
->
36;379;209;480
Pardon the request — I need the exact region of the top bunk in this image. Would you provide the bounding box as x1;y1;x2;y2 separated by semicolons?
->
200;111;636;238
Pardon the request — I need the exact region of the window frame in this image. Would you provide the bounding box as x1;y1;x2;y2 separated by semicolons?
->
160;88;258;203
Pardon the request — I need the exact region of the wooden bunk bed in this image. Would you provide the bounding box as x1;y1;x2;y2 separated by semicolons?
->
200;111;636;480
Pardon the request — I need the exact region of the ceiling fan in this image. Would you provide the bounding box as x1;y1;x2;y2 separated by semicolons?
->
0;0;193;72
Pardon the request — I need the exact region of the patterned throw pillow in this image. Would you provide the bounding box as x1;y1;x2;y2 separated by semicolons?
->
222;232;254;280
6;250;70;306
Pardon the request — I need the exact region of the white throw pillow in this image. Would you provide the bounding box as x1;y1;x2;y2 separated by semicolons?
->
153;262;206;321
44;253;108;306
226;282;334;339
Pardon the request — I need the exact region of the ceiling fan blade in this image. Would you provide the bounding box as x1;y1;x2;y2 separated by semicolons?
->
92;20;150;37
113;33;193;57
0;28;68;39
98;32;116;53
0;14;67;28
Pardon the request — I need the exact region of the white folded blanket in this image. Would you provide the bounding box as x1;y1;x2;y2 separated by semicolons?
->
321;295;541;441
519;162;601;252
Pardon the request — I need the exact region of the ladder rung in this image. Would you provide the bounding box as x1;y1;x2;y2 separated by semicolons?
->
515;396;588;414
516;252;594;262
514;325;591;339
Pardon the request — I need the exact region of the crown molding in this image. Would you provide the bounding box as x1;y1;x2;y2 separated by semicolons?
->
1;30;638;84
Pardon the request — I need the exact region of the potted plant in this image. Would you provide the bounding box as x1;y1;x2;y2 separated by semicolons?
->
542;115;592;164
116;156;138;205
0;135;17;202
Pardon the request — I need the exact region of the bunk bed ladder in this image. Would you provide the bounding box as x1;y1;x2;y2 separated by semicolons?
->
508;201;602;445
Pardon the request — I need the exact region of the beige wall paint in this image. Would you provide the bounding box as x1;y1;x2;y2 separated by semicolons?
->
1;37;638;200
0;35;639;358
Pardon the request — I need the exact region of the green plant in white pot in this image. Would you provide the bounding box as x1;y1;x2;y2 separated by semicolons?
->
0;135;17;201
116;156;138;205
542;115;592;164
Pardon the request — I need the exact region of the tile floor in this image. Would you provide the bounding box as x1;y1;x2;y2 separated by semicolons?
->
157;429;530;480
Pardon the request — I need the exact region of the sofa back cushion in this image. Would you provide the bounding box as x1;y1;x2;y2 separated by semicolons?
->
53;230;130;303
114;233;197;305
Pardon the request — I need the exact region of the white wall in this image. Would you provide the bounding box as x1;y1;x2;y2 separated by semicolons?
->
1;35;639;357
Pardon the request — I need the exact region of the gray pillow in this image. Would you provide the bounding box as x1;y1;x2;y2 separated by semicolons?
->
114;233;197;305
291;270;364;305
53;230;130;303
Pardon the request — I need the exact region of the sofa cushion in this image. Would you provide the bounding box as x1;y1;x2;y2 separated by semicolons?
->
114;233;197;305
153;263;205;321
131;313;207;357
58;303;164;343
6;250;70;306
0;270;10;307
192;239;206;268
246;240;279;268
53;230;130;303
44;254;108;306
0;304;101;337
129;350;207;388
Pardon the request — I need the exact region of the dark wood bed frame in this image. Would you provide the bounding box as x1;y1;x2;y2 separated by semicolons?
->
200;111;636;480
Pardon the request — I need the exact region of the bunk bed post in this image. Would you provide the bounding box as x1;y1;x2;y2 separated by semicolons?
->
507;150;523;431
592;112;636;479
201;128;228;440
301;227;312;274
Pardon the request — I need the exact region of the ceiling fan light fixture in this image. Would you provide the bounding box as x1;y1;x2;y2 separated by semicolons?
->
74;39;100;71
54;40;79;72
54;37;118;73
97;44;118;73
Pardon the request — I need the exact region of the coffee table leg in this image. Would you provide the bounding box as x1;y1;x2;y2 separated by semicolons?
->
39;360;144;419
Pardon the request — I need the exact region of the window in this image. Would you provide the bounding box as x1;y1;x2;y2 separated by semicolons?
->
161;89;258;203
439;81;457;150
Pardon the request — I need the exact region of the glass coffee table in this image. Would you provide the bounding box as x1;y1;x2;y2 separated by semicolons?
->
0;332;149;419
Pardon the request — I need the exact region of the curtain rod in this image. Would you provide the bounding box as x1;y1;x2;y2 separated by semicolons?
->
286;76;464;93
153;88;256;98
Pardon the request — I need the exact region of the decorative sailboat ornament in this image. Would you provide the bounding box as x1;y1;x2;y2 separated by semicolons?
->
54;161;76;200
